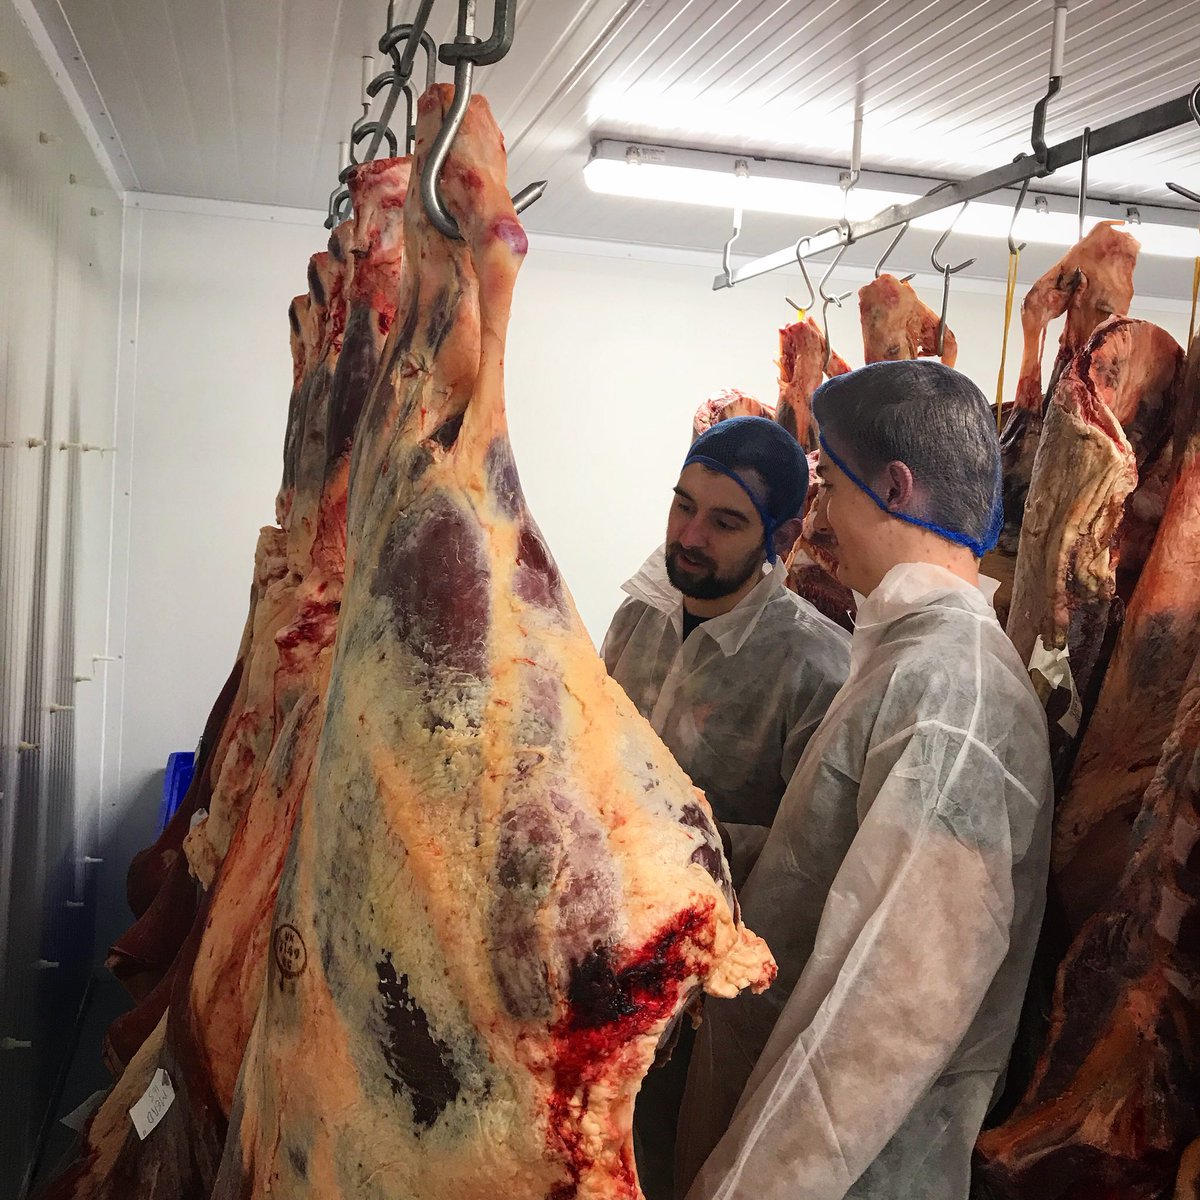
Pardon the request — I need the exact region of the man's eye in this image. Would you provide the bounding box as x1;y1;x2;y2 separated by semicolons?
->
714;519;736;532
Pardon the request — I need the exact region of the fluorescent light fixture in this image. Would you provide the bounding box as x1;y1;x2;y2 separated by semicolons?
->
584;140;1200;258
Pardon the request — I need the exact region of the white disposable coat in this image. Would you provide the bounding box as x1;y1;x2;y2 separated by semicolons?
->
677;563;1053;1200
602;546;851;887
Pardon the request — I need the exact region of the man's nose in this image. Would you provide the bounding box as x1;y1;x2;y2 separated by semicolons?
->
679;513;708;547
811;489;832;536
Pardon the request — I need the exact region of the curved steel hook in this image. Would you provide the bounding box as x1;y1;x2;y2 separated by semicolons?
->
931;202;975;359
1008;178;1031;255
786;235;817;313
874;222;914;282
930;201;977;275
815;232;853;371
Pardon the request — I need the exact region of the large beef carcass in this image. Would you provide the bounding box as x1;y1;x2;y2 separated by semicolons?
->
985;223;1140;625
212;85;774;1200
973;636;1200;1199
776;316;849;450
1050;335;1197;932
691;388;774;439
36;159;412;1200
1005;317;1180;782
857;272;957;366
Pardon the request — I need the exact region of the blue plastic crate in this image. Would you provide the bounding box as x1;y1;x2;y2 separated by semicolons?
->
157;750;196;833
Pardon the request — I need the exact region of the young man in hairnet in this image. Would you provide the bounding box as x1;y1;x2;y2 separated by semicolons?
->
602;415;852;1200
675;361;1053;1200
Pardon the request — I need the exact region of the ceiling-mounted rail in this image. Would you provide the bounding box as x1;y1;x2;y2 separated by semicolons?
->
713;86;1200;291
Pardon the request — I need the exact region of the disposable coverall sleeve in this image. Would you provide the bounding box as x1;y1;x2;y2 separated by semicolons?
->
687;726;1020;1200
600;597;643;674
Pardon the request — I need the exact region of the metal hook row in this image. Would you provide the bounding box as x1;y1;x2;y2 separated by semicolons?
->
328;0;547;239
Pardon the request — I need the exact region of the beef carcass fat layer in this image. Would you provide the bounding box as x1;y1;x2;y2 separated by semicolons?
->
213;85;773;1200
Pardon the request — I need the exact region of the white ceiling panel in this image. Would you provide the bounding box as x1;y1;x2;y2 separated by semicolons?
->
25;0;1200;298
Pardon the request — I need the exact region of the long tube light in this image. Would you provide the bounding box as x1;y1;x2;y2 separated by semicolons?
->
584;140;1200;259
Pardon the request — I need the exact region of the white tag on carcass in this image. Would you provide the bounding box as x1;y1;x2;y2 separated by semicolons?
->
189;807;208;831
1028;636;1082;737
129;1068;174;1139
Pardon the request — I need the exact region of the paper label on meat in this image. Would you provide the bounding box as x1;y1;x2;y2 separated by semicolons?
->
1028;636;1082;737
129;1068;175;1139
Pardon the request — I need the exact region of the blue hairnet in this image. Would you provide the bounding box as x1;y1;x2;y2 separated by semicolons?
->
682;416;810;563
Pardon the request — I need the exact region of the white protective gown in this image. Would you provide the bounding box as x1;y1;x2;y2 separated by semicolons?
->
677;563;1053;1200
602;545;851;887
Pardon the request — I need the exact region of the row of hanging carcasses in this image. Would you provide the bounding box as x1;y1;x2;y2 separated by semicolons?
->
695;221;1200;1200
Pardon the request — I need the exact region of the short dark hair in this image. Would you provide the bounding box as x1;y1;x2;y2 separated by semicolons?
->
812;361;1001;547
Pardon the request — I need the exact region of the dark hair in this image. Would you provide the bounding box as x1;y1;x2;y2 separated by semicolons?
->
684;415;810;524
812;360;1001;547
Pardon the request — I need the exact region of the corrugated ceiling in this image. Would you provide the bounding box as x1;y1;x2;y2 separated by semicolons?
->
28;0;1200;295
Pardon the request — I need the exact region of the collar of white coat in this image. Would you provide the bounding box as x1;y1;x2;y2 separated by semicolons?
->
852;562;1000;630
621;544;787;657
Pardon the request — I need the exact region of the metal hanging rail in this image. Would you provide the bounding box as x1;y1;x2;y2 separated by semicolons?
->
712;87;1200;291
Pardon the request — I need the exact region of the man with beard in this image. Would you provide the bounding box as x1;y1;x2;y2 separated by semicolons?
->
602;415;851;1200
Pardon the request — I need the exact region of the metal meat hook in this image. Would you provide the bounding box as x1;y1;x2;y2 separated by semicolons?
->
931;201;976;358
873;221;914;282
817;236;854;372
423;0;547;239
785;235;817;314
1008;177;1031;255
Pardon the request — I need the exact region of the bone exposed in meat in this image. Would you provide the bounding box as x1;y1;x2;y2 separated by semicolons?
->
973;635;1200;1199
211;85;774;1200
1005;323;1138;783
1050;334;1197;931
857;273;957;366
986;224;1140;625
36;160;411;1200
776;316;849;450
691;388;774;439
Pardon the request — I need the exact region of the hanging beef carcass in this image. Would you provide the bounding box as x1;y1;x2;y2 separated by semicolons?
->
858;272;958;366
776;316;849;450
784;453;855;631
1049;334;1196;932
1005;317;1182;784
1005;324;1134;781
973;634;1200;1199
36;158;412;1200
985;223;1140;624
691;387;774;439
211;85;774;1200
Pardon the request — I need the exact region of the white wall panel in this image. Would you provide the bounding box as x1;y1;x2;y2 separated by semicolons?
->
106;202;1193;950
0;0;124;1191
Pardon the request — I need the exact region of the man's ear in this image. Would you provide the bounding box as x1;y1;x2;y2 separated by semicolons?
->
883;461;915;511
772;516;805;560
